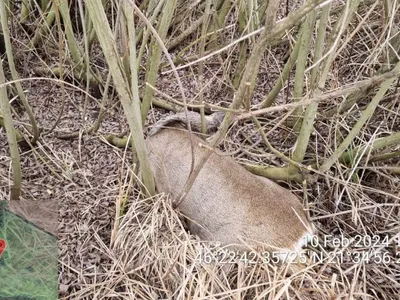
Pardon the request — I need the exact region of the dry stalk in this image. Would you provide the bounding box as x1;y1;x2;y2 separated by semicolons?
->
87;0;156;195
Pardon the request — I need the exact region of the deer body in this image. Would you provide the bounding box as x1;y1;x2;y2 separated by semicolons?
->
146;125;314;257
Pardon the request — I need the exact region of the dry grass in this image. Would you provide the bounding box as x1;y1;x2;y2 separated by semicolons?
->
65;193;337;299
63;185;400;299
0;0;399;299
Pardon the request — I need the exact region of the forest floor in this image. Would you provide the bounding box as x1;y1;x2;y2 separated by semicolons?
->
0;3;399;299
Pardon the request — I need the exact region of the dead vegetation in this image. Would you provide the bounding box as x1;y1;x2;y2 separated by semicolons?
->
0;0;399;299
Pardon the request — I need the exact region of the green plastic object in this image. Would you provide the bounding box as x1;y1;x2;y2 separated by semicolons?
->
0;200;58;300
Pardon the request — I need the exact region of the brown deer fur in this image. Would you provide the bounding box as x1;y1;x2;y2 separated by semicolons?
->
146;113;314;259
